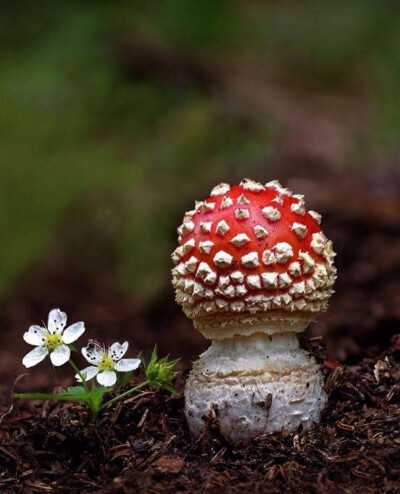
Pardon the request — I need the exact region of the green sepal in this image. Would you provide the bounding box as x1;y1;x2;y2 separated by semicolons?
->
160;383;180;395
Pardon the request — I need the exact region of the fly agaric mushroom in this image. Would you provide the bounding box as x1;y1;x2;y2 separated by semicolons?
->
172;179;336;444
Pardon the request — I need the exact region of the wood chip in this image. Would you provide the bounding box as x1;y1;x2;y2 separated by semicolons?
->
155;456;184;474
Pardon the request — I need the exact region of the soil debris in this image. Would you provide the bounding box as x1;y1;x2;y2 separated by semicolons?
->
0;339;399;493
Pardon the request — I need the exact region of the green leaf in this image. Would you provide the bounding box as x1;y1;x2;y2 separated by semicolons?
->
62;386;87;396
118;371;133;387
88;390;103;411
96;385;114;393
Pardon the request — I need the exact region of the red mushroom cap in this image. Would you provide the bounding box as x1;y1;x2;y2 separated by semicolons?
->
172;179;336;336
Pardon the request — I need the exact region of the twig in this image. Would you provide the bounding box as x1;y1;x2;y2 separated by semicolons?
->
0;373;29;427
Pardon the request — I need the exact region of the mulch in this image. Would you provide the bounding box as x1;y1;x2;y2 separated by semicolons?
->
0;176;399;493
0;337;399;493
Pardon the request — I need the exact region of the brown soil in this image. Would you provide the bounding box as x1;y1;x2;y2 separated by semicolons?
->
0;345;400;493
0;176;399;493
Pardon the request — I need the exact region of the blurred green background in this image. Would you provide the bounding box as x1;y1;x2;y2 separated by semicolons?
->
1;0;399;307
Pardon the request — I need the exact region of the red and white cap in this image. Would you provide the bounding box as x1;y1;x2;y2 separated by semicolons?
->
172;179;336;338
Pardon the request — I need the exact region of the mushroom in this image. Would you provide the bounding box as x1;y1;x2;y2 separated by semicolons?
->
172;179;336;444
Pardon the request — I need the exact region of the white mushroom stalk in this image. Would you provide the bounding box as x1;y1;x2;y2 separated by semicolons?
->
186;329;326;444
172;179;337;444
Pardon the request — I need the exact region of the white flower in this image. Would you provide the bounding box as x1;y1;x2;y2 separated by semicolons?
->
77;341;141;387
22;309;85;368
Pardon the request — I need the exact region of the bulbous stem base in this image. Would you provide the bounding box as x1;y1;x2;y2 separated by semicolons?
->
185;332;327;444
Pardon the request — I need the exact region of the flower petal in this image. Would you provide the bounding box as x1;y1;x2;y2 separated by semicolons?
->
23;325;46;346
48;308;67;334
96;370;117;387
115;358;141;373
62;322;85;344
22;346;48;368
75;366;99;382
50;344;70;366
108;341;129;361
82;342;103;364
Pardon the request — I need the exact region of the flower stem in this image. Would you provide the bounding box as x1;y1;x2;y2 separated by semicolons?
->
14;392;86;402
99;380;151;411
68;359;88;392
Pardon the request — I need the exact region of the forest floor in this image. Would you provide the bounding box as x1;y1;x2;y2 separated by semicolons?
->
0;343;400;494
0;177;399;493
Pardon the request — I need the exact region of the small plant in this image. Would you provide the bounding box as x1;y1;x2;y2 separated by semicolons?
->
15;309;179;420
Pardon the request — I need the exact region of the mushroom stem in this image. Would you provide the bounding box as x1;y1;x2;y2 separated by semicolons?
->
185;331;327;444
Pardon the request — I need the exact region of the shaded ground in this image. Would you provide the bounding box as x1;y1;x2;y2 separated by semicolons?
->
0;176;399;493
0;342;399;493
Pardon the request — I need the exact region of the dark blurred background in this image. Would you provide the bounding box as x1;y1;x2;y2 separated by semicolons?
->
1;1;399;389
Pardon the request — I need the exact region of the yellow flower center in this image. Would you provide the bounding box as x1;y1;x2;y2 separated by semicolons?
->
45;332;63;350
98;354;114;371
